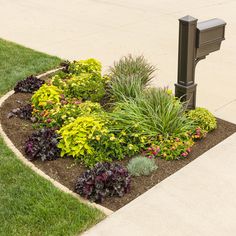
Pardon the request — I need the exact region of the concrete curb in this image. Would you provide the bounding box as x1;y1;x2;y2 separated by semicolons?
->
0;72;113;216
36;67;63;79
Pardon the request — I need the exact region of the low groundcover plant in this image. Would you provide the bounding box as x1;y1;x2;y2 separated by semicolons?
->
127;155;158;177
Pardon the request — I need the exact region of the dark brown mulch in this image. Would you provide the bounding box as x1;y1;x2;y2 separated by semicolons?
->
1;92;236;211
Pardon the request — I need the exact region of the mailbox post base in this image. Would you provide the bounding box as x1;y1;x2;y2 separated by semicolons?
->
175;83;197;110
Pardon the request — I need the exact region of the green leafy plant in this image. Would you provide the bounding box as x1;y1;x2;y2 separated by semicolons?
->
31;84;62;112
57;113;145;167
111;88;193;138
188;107;217;132
75;162;131;203
39;100;103;128
127;156;157;176
108;74;143;102
143;133;194;160
64;73;106;102
57;115;112;166
191;127;207;140
68;58;102;76
108;55;156;101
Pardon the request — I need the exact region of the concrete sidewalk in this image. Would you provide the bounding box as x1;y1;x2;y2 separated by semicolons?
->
84;133;236;236
0;1;236;235
0;0;235;123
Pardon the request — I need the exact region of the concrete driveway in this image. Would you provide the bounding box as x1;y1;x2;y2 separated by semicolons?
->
0;0;235;122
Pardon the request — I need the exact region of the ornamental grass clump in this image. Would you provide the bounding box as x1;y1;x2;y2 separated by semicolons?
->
187;107;217;132
127;156;157;177
108;55;156;101
75;162;131;203
111;88;193;138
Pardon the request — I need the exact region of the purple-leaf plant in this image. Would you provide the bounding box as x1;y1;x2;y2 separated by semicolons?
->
75;162;131;203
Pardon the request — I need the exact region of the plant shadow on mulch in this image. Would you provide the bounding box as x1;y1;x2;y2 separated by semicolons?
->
1;92;236;212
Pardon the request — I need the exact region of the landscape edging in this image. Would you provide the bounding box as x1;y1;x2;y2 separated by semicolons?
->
0;70;113;216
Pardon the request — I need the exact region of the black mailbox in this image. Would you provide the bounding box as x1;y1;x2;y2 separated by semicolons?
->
175;16;226;109
196;18;226;58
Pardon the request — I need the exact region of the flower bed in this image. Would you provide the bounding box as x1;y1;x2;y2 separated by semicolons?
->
1;56;236;211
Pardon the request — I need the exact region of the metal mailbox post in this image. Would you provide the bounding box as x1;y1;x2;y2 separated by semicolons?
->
175;15;226;109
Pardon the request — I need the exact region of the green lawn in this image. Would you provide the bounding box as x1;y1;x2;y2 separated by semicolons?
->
0;39;61;95
0;39;104;236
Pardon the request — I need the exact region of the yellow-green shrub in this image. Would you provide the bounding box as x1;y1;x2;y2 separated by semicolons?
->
31;84;62;113
188;107;217;132
64;73;106;102
43;101;103;127
68;58;102;76
57;115;111;166
57;114;145;167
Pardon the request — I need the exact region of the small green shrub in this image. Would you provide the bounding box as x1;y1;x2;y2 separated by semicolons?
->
143;133;194;160
40;100;103;128
127;156;157;176
188;107;217;132
64;73;106;102
68;58;102;76
108;55;156;101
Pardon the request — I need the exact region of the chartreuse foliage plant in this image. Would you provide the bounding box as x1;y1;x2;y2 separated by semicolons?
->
127;156;157;177
188;107;217;132
37;100;103;128
31;84;62;112
64;73;106;102
68;58;102;75
57;114;145;167
50;58;109;102
108;55;156;102
57;115;111;166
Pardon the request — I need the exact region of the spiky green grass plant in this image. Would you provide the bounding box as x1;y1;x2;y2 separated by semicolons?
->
108;55;156;102
112;88;193;137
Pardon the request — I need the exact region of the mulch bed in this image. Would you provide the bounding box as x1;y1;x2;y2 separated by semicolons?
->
1;92;236;211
